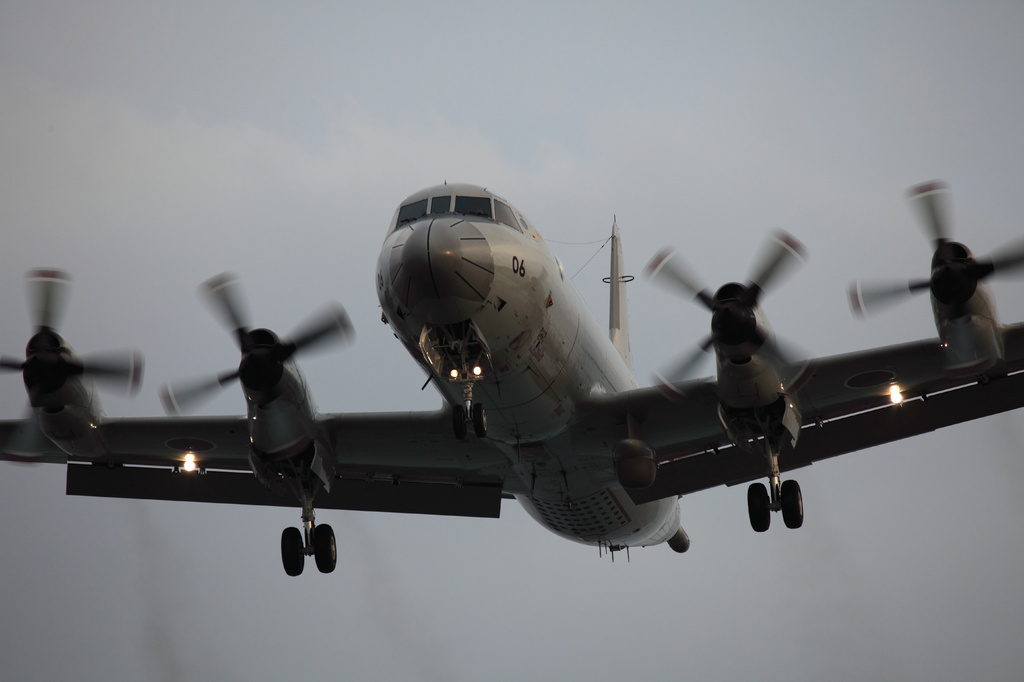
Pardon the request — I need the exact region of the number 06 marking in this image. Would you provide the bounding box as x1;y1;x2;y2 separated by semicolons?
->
512;256;526;277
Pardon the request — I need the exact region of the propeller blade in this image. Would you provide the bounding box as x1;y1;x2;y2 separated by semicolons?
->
160;369;239;415
286;303;355;357
0;357;25;371
78;350;144;395
3;407;49;460
747;231;806;300
26;269;72;331
654;336;714;385
758;335;814;391
644;248;714;309
984;237;1024;277
907;181;952;246
848;279;930;316
201;273;251;344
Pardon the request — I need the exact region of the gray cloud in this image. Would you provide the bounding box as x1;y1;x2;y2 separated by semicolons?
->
1;2;1024;681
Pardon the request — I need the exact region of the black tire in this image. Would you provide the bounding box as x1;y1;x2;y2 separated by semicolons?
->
747;483;771;533
781;479;804;529
472;403;487;438
281;527;304;577
452;405;467;440
313;523;337;574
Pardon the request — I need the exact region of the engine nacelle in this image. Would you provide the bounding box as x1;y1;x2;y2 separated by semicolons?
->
249;449;289;497
715;352;786;409
718;395;802;452
935;308;1003;376
613;438;658;489
35;403;106;458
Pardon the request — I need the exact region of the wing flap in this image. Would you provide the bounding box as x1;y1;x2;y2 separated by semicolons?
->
66;463;504;518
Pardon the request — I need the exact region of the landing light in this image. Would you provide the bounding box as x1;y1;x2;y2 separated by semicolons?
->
450;369;459;379
889;385;904;404
473;366;482;376
183;452;197;472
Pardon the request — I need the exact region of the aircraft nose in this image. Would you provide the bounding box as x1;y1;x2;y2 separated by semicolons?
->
391;216;495;324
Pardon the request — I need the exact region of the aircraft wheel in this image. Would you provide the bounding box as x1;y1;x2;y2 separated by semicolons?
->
313;523;337;574
281;527;305;577
452;405;467;440
472;403;487;438
747;483;770;533
781;479;804;529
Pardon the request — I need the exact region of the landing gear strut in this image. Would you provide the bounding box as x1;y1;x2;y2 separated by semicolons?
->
746;442;803;532
280;484;336;576
451;376;487;440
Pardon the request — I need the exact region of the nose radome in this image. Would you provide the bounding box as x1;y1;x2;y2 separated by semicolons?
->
394;216;495;324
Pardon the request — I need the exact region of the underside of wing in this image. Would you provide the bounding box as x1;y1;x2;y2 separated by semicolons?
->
579;324;1024;504
10;409;510;519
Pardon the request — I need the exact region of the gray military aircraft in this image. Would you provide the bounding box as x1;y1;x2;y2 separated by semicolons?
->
3;181;1024;576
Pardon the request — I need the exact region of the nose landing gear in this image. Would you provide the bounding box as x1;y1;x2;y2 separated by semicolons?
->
450;370;487;440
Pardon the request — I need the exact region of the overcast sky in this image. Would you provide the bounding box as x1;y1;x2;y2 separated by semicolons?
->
2;2;1024;681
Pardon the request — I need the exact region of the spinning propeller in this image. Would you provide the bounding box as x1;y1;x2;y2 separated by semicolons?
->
160;273;354;414
849;181;1024;315
0;269;143;407
645;231;807;384
0;269;142;457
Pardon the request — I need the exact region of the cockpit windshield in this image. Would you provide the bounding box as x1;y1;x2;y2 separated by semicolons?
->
396;198;427;225
454;196;491;218
391;184;530;234
430;195;451;214
493;201;519;231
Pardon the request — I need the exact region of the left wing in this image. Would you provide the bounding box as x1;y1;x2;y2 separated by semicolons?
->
580;324;1024;503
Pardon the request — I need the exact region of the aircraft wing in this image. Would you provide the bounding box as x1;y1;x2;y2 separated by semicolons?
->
584;323;1024;504
7;324;1024;516
0;410;510;518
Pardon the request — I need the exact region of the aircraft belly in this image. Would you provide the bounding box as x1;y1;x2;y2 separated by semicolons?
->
517;490;678;548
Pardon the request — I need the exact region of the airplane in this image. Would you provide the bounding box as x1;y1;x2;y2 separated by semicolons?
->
3;181;1024;576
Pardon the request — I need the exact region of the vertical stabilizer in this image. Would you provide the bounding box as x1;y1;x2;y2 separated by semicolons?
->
608;220;633;370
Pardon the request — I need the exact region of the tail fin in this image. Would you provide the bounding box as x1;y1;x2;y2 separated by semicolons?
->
608;219;633;370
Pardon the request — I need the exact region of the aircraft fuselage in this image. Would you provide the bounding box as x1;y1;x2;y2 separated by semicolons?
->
376;184;680;549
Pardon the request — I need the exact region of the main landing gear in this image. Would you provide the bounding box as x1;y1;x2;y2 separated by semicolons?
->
280;488;336;576
746;443;803;532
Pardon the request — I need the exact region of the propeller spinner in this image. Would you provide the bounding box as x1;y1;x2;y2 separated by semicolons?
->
645;231;807;384
161;273;354;414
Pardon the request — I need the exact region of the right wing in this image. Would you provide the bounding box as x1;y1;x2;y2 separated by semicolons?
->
2;409;511;518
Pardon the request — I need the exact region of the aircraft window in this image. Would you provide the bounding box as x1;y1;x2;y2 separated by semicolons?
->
493;201;521;231
455;195;492;218
430;195;451;214
516;214;530;232
397;198;428;225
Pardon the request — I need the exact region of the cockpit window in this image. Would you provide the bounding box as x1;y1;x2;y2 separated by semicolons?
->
397;198;428;225
430;195;451;214
493;201;521;231
455;195;492;218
